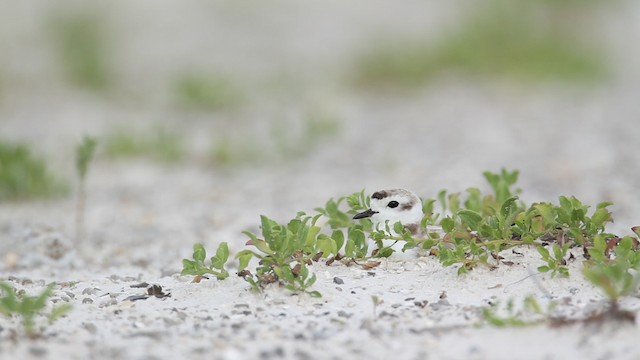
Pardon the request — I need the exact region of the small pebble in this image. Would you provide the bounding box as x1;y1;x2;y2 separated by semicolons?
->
414;300;428;308
83;323;97;334
333;277;344;285
29;347;47;357
82;288;97;295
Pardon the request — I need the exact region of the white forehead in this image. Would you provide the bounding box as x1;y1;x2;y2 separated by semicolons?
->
370;189;420;209
368;189;423;226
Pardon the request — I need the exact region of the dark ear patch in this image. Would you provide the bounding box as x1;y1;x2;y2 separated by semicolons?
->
401;204;413;211
372;191;388;200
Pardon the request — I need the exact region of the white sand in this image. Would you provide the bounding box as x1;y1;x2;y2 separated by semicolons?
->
2;1;640;359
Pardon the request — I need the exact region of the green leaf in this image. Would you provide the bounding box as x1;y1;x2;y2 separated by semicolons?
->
438;190;448;213
211;242;229;270
538;265;550;273
306;225;321;247
242;230;259;243
440;217;455;233
536;246;550;259
325;199;341;218
393;221;404;235
216;270;229;280
345;238;355;258
533;203;555;225
590;208;612;229
559;196;572;211
260;215;278;242
192;244;206;263
448;193;460;213
331;230;345;252
375;247;394;258
457;209;483;230
280;265;295;282
305;272;317;287
216;242;229;262
464;188;483;212
500;196;519;219
307;290;322;298
181;259;198;275
250;239;273;255
316;234;337;257
422;198;436;215
236;250;254;272
348;226;368;258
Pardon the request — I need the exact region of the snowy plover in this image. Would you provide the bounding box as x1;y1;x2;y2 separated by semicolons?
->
353;189;425;237
353;189;446;256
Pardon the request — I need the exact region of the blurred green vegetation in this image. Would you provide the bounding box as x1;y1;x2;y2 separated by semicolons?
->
51;13;110;91
211;110;341;166
353;0;607;89
174;73;243;111
103;128;186;163
0;142;67;201
271;110;341;158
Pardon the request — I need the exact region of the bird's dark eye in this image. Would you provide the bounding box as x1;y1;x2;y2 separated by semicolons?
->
387;201;399;208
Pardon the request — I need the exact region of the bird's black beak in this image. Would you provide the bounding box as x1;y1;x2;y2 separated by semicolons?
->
353;209;378;220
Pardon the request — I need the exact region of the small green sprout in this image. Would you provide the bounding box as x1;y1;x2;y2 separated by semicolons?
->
76;136;97;180
0;283;72;336
181;243;230;280
537;243;570;277
481;296;546;328
75;136;97;244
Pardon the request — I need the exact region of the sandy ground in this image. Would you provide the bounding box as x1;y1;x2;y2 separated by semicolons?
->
2;1;640;359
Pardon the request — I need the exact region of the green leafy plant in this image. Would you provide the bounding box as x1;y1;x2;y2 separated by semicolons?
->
75;136;97;244
583;235;640;320
236;214;325;297
182;168;638;299
0;142;67;201
181;243;230;280
0;283;72;336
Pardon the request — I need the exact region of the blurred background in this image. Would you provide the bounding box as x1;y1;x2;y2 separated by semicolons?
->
1;0;639;271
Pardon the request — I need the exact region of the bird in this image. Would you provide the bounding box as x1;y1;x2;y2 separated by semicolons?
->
353;189;425;236
353;189;444;255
